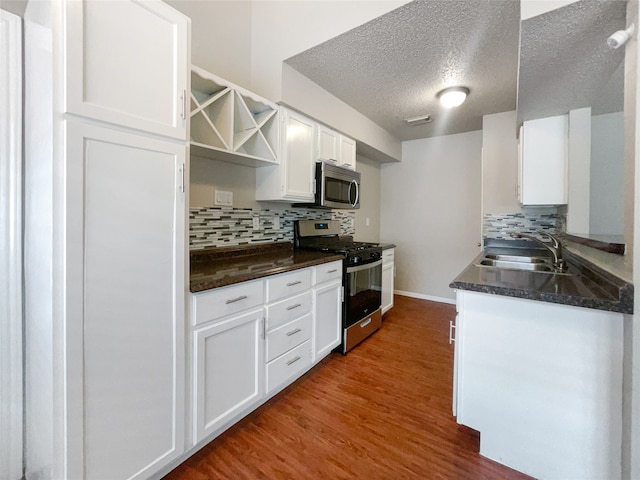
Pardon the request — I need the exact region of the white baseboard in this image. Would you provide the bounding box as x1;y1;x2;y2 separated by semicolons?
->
394;290;456;305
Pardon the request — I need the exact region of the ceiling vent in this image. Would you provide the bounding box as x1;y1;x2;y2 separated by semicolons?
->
404;115;432;126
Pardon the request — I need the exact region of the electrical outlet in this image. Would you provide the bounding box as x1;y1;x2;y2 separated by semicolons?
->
273;216;280;230
252;215;260;230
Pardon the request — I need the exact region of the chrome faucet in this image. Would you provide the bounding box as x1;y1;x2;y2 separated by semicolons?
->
510;231;567;272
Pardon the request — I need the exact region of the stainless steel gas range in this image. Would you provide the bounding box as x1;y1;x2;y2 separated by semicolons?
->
294;220;383;354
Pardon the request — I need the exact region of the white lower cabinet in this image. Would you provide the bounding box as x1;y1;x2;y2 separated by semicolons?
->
193;308;264;444
381;248;395;315
454;290;623;480
312;261;343;360
190;261;343;448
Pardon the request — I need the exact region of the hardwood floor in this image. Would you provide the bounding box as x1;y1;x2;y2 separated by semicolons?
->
165;295;532;480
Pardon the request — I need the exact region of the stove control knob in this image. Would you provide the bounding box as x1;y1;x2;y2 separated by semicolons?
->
351;256;361;265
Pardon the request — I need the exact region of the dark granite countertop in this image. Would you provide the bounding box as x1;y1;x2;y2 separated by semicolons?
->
449;241;633;314
190;242;344;293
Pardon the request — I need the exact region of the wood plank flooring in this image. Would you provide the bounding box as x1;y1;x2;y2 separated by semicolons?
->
164;295;532;480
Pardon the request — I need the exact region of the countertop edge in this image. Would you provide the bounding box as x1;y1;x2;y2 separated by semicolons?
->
190;252;343;293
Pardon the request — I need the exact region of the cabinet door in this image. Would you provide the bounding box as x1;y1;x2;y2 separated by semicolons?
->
65;0;189;139
66;121;185;480
316;124;340;164
519;115;568;205
381;262;394;315
193;309;264;444
282;108;315;201
339;135;357;170
313;279;342;361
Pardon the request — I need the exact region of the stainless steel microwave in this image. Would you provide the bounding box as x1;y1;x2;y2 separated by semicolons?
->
305;162;361;209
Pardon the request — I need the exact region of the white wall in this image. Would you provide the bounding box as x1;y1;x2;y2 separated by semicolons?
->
591;111;625;235
380;131;482;302
353;155;381;243
567;107;591;234
482;110;525;214
165;0;252;87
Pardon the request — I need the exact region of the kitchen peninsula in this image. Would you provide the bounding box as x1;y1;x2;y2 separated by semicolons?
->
449;239;631;479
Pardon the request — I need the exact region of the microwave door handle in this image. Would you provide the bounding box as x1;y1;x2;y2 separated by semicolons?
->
350;180;359;207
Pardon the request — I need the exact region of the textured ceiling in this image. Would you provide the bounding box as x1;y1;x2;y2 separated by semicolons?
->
285;0;521;141
285;0;626;141
517;0;626;124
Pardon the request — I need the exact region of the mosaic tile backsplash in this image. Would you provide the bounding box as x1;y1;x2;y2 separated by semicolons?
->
483;212;562;240
190;207;356;249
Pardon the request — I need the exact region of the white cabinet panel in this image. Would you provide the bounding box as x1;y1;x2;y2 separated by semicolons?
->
455;290;623;479
312;278;342;361
266;314;312;362
266;340;312;393
266;268;312;303
265;291;312;331
193;308;264;444
192;279;264;326
518;115;568;205
339;135;356;170
316;124;340;165
68;122;185;480
313;260;342;285
65;0;189;139
381;248;395;315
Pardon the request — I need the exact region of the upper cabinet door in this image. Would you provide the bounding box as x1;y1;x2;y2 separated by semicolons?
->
282;108;315;201
65;0;190;140
339;135;356;170
316;124;339;165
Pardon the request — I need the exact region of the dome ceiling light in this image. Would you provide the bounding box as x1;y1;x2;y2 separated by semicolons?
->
437;86;470;108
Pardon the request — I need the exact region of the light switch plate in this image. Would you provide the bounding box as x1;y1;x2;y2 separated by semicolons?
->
214;190;233;206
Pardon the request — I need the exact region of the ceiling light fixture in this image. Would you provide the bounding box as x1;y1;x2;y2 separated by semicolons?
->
437;86;470;108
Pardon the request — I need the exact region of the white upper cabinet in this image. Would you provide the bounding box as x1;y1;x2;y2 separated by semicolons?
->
64;0;189;140
256;107;315;202
518;115;568;206
316;124;356;171
190;66;280;167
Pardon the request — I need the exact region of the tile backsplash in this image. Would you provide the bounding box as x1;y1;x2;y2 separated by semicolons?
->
189;207;356;249
483;212;562;240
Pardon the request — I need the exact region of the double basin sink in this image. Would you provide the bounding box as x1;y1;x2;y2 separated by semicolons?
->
477;252;569;275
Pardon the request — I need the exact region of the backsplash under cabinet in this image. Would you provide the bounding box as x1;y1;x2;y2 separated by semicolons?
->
189;207;356;250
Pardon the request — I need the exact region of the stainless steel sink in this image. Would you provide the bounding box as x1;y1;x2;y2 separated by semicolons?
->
478;258;555;272
483;254;548;264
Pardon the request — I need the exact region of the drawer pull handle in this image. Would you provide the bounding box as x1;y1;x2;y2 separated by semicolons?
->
225;295;248;305
327;269;338;273
286;303;302;311
287;280;302;287
286;356;301;366
286;328;302;336
360;318;372;328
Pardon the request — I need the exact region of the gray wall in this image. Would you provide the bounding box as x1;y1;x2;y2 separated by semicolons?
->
380;131;482;302
353;155;381;243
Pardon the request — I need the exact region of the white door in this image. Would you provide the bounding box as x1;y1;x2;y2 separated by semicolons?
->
65;0;189;139
339;135;356;170
65;121;185;480
313;279;342;361
316;124;339;164
282;108;315;201
0;9;23;480
193;309;265;444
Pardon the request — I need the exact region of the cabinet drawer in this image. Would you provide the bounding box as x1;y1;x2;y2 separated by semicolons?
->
382;248;395;265
266;291;312;331
266;269;311;303
192;280;264;326
313;260;343;285
266;314;312;362
266;340;312;393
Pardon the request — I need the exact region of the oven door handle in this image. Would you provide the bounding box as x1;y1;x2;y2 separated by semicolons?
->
346;259;382;274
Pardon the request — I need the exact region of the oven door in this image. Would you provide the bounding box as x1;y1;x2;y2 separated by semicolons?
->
344;259;382;328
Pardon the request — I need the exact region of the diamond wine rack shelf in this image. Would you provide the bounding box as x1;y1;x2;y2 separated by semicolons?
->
190;66;280;167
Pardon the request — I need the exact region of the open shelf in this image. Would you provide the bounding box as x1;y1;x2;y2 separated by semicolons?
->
190;66;280;167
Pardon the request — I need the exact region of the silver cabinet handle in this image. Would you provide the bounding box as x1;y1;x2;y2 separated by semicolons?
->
225;295;247;305
286;280;302;287
286;356;301;366
286;303;302;311
286;328;302;337
360;318;372;328
327;269;338;273
449;320;456;344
